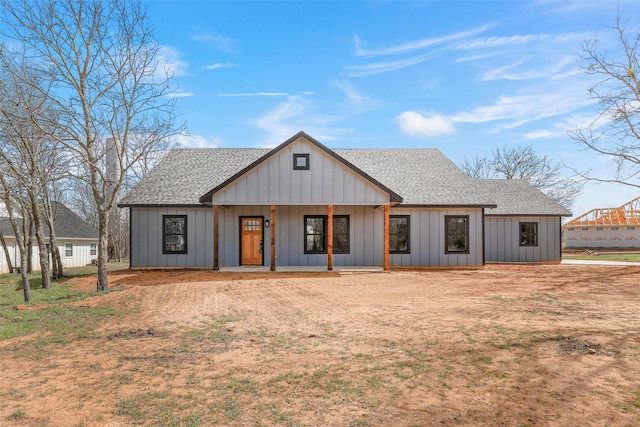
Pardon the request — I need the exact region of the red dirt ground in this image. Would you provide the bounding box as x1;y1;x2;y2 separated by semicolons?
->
1;264;640;426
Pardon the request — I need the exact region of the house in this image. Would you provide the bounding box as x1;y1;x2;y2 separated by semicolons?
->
118;131;571;270
562;196;640;249
0;202;99;274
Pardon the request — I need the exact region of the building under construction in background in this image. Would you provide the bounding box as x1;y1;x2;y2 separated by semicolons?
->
563;196;640;249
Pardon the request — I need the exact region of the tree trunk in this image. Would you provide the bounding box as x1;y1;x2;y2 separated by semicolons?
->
49;236;58;279
24;218;33;274
0;229;14;273
96;211;109;292
54;245;63;278
19;249;30;302
29;193;51;289
43;202;64;279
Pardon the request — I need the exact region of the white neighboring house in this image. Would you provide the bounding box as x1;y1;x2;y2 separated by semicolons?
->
0;202;99;274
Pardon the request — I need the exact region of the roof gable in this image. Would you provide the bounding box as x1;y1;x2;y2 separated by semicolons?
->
199;131;402;204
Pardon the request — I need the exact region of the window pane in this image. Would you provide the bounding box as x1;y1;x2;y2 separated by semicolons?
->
165;217;184;234
332;216;349;254
304;216;326;253
163;215;187;254
333;217;347;234
389;216;409;253
306;235;324;252
334;234;348;253
520;222;538;246
445;216;468;253
447;235;466;252
306;217;324;234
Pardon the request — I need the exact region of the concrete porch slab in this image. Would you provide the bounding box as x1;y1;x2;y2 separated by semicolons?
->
217;266;384;273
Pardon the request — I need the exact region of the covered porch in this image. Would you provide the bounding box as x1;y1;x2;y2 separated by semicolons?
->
212;204;393;272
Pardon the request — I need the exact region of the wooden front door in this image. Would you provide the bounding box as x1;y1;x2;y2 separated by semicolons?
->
241;217;263;265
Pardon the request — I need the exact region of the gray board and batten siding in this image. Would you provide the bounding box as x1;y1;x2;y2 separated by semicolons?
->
130;205;485;268
482;180;570;263
131;207;213;268
485;216;562;263
390;207;485;267
211;139;392;206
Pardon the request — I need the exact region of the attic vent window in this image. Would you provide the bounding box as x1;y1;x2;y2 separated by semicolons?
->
293;153;309;170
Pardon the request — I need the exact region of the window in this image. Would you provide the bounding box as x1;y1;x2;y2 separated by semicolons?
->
90;243;97;256
629;227;635;231
445;215;469;254
612;227;619;230
293;153;310;170
163;215;187;254
304;215;350;254
567;228;574;231
582;228;589;231
389;215;410;253
65;243;73;257
333;216;350;254
596;227;604;231
519;222;538;246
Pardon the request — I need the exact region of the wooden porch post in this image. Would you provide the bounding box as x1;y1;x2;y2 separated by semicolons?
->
383;204;390;271
270;205;276;271
327;204;333;271
213;205;219;271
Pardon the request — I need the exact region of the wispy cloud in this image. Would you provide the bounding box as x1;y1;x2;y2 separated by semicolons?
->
171;133;222;148
398;78;597;138
456;52;504;63
523;112;604;140
216;92;289;97
192;32;236;51
166;91;195;99
481;55;579;81
451;81;596;130
205;62;237;70
156;45;189;77
333;80;382;112
345;54;433;77
253;96;348;147
354;23;495;57
456;34;549;50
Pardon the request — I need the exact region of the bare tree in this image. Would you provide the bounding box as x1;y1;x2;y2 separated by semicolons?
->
461;145;583;209
0;175;31;301
570;13;640;188
0;48;61;289
1;0;182;291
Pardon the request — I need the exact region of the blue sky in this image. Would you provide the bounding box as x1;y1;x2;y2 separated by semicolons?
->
147;0;640;217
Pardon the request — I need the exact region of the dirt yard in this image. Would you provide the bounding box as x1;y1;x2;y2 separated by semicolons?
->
2;265;640;426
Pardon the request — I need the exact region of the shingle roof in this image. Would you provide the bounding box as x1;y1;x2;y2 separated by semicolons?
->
118;132;567;216
119;147;496;207
336;149;493;206
0;202;98;239
481;180;572;216
120;148;269;206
